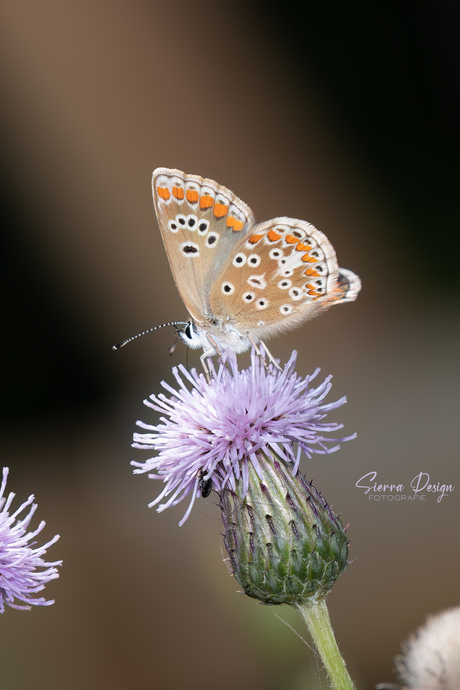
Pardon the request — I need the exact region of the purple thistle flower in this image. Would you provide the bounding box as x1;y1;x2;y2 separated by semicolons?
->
0;467;62;612
132;349;355;526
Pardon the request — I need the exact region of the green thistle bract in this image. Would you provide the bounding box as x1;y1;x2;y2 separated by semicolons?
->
220;452;348;606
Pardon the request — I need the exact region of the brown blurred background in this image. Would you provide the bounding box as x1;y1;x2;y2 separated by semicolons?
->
1;1;459;688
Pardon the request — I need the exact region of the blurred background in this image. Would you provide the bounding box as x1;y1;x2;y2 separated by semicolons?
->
1;1;459;688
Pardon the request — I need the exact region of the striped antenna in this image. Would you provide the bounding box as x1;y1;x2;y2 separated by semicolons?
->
112;321;188;350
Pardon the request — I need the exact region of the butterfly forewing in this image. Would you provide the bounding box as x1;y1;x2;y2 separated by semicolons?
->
153;167;255;325
152;167;361;354
209;217;353;340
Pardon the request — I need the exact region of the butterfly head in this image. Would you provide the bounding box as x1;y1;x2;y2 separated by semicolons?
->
177;320;205;350
177;319;251;356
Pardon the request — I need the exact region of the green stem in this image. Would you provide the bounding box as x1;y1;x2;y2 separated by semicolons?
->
297;598;355;690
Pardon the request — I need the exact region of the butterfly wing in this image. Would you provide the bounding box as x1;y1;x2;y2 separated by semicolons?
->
209;217;361;341
152;168;255;325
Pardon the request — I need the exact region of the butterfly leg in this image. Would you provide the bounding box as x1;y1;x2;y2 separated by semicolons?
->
206;334;226;364
259;341;283;372
199;335;225;382
248;335;282;373
199;349;213;383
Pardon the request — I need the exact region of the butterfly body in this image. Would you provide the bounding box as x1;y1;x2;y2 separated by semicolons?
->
153;167;361;358
179;319;252;356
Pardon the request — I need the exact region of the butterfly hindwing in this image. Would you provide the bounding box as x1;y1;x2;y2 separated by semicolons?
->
152;168;361;353
153;167;255;325
209;217;359;341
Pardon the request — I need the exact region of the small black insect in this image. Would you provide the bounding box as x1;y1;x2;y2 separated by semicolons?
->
198;471;213;498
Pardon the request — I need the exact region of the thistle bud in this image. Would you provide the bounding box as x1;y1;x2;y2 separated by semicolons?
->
220;452;348;606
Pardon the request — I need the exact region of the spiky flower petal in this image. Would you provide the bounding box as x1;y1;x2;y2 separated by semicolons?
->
0;467;62;612
133;349;355;525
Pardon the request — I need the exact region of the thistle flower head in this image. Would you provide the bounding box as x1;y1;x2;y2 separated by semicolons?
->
220;453;349;605
132;349;355;525
0;467;62;612
395;607;460;690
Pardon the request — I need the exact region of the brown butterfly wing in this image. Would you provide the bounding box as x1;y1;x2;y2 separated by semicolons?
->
152;168;255;325
209;217;360;341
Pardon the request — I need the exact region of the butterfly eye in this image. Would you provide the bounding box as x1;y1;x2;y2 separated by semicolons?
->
247;254;261;267
221;282;235;295
168;220;179;233
197;220;209;235
278;279;292;289
232;253;246;267
242;292;255;302
205;232;219;248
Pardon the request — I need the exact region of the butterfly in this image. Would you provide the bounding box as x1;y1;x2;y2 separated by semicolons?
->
150;167;361;363
114;168;361;365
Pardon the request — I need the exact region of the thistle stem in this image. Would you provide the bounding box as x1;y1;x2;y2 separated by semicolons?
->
297;598;355;690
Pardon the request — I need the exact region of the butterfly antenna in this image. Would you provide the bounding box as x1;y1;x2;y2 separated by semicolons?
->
112;322;188;350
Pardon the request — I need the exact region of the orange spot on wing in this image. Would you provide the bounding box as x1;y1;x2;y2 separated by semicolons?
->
267;230;282;242
304;268;321;277
306;282;321;297
248;233;264;244
213;203;229;218
172;186;184;200
186;189;199;203
200;194;214;209
227;216;244;231
157;186;170;201
285;234;298;244
301;254;319;263
295;241;312;252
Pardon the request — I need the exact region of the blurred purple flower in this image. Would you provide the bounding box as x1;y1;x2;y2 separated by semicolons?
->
0;467;62;612
132;349;355;526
